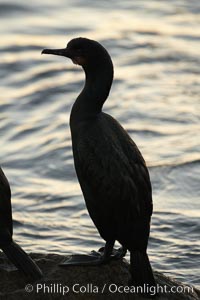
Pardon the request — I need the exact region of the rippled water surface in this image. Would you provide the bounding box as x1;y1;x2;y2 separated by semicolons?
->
0;0;199;288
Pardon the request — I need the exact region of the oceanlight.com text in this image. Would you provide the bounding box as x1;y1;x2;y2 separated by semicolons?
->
25;282;194;297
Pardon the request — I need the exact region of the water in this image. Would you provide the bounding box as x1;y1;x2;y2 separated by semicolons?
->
0;0;199;288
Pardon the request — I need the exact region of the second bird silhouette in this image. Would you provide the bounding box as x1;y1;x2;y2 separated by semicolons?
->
0;167;43;280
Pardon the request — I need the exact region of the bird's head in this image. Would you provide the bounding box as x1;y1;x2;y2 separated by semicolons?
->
42;37;112;71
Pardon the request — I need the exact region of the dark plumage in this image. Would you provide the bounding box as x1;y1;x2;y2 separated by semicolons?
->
0;167;43;280
42;37;156;293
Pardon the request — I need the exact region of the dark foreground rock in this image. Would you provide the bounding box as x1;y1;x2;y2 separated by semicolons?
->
0;252;199;300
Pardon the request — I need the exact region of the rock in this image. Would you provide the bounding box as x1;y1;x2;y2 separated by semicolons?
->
0;252;199;299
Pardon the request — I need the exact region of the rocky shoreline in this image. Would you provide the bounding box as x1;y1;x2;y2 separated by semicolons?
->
0;252;199;299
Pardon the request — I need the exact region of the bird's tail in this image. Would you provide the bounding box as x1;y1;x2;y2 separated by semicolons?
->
1;241;43;281
130;250;156;297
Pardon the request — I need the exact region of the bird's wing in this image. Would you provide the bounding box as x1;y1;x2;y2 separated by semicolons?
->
75;121;152;222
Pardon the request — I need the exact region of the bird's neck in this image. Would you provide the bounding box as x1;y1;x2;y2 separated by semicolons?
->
70;62;113;122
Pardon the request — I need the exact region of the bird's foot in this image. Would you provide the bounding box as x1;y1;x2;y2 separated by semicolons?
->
59;252;102;266
59;249;110;267
96;246;127;260
59;246;127;267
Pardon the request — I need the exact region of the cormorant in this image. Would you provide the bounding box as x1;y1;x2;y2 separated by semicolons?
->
42;37;156;291
0;167;43;280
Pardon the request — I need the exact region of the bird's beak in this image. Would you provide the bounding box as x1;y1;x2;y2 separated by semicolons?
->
41;48;73;58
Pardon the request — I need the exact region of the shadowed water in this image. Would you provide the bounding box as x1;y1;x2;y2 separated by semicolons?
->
0;0;199;288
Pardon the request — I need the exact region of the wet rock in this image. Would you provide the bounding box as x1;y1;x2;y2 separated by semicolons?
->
0;252;199;299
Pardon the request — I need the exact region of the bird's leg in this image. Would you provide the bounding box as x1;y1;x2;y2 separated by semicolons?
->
98;240;115;263
90;240;114;263
96;243;127;261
